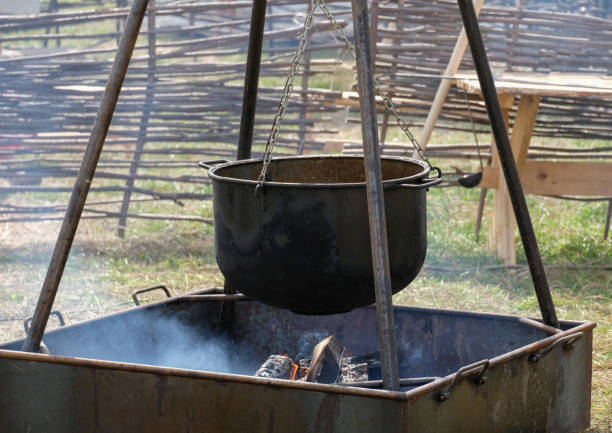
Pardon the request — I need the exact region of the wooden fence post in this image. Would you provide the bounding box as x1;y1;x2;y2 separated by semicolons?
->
118;0;156;238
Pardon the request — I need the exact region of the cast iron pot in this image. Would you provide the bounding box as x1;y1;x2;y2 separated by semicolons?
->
199;155;441;315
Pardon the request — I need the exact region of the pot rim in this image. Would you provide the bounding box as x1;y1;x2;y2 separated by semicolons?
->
203;155;432;189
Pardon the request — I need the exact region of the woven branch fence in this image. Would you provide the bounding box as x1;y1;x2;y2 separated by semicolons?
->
1;0;611;233
368;0;612;147
0;0;353;232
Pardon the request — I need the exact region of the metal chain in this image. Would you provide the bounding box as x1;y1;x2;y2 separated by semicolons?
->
258;0;433;189
374;81;431;166
257;0;320;190
318;0;432;169
318;0;355;59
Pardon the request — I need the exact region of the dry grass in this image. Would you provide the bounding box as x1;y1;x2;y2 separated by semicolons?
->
0;198;222;341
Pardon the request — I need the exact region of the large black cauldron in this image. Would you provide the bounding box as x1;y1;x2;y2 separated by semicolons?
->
200;155;440;314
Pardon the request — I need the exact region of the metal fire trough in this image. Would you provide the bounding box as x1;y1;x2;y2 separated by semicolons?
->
0;288;595;432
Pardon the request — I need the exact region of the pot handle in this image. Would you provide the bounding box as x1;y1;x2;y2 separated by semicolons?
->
198;159;229;170
397;166;443;189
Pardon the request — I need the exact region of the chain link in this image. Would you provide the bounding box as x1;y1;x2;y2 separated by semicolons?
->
258;0;432;189
257;0;320;190
318;0;355;59
374;79;430;164
318;0;431;168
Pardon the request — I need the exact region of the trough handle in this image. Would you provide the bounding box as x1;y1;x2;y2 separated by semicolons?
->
198;160;230;170
24;311;65;334
528;332;583;362
132;285;172;306
437;359;490;401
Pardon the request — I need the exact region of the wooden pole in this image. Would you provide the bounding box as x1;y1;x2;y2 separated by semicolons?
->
351;0;400;391
474;187;487;242
22;0;150;353
43;0;58;48
604;199;611;240
116;0;127;47
118;0;156;238
418;0;485;149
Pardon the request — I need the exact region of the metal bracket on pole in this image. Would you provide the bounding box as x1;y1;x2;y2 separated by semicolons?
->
456;0;559;328
351;0;400;390
22;0;151;353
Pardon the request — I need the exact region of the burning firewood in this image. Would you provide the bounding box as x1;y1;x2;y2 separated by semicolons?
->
255;337;383;386
255;355;298;380
340;362;369;383
304;335;344;384
340;351;381;383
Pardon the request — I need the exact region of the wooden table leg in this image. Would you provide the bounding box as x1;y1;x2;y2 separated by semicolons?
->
511;95;540;171
604;199;611;240
488;94;540;264
488;93;515;263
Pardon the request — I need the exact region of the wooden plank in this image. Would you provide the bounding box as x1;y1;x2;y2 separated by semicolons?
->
511;95;540;171
481;161;612;196
305;336;343;384
455;72;612;98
